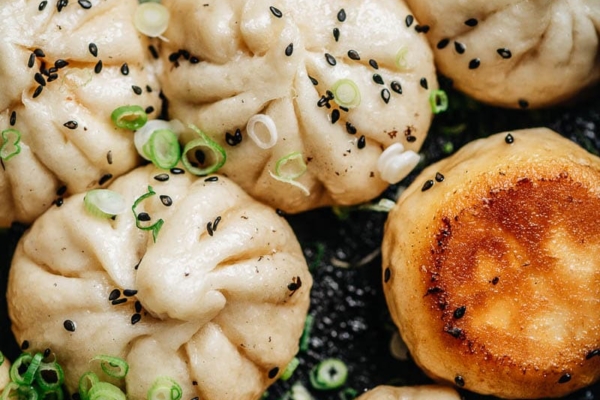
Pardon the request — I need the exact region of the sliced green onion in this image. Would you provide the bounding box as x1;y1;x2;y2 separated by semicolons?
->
0;383;20;400
132;186;164;243
148;377;182;400
134;3;170;38
331;79;361;108
395;46;409;69
429;89;449;114
134;120;181;161
280;357;300;381
84;189;127;219
358;198;395;213
0;351;4;366
282;382;313;400
246;114;278;149
299;314;314;352
38;387;64;400
16;385;38;400
331;206;351;221
1;129;22;161
87;382;126;400
339;387;358;400
111;106;148;130
309;358;348;390
376;144;420;184
78;372;100;400
142;129;181;169
91;356;128;379
35;361;65;391
10;353;43;385
181;125;226;176
268;151;310;196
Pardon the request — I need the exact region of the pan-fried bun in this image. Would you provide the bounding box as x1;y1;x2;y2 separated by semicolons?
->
383;128;600;398
355;384;461;400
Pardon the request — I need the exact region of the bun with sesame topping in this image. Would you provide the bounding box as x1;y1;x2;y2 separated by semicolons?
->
7;164;311;400
355;384;461;400
156;0;438;213
0;0;161;227
403;0;600;109
383;128;600;398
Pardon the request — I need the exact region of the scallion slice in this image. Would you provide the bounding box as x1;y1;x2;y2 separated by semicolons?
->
35;360;65;391
181;125;226;176
134;119;182;162
142;129;181;169
280;357;300;381
268;151;310;196
309;358;348;391
134;3;170;38
84;189;127;219
91;355;128;379
147;377;182;400
10;352;43;386
299;314;314;352
78;372;99;400
246;114;278;149
38;387;64;400
376;144;420;184
111;106;148;130
0;351;4;366
331;79;361;108
87;381;126;400
1;129;22;161
395;46;409;69
284;382;313;400
132;186;164;243
429;89;449;114
358;198;395;213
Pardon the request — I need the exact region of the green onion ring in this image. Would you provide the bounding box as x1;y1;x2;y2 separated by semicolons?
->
35;361;65;391
90;355;128;379
132;186;164;243
299;314;314;352
0;128;22;161
268;151;310;196
429;89;449;114
331;79;361;108
10;352;43;386
87;382;126;400
143;129;181;170
308;358;348;390
84;189;127;219
280;357;300;381
181;125;226;176
147;377;182;400
111;105;148;130
78;372;100;400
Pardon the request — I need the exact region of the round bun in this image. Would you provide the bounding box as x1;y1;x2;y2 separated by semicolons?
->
383;128;600;398
355;385;460;400
0;0;161;226
8;164;311;400
403;0;600;108
158;0;438;213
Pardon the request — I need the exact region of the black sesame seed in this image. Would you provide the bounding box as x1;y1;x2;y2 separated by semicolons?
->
190;56;200;64
21;340;30;350
317;96;328;108
145;106;155;114
43;348;52;358
94;60;102;74
468;58;481;69
148;45;159;59
57;0;68;12
285;43;293;57
586;349;600;359
123;289;138;297
213;216;221;231
437;38;449;49
453;306;466;319
497;48;512;59
99;173;112;185
464;18;478;27
454;375;465;387
345;122;357;135
131;314;142;325
414;24;430;33
10;111;16;126
269;6;282;18
405;15;414;27
34;72;46;86
454;42;466;54
168;52;180;62
331;109;340;124
558;374;571;384
137;213;151;222
34;48;45;58
33;85;43;98
160;195;173;207
339;106;349;112
39;1;48;10
268;367;279;379
170;167;185;174
421;179;434;191
206;222;214;237
337;8;346;22
384;267;391;283
106;150;113;164
390;81;402;94
178;49;190;60
48;67;58;74
54;198;64;207
134;301;142;313
347;49;360;60
132;85;142;95
108;289;121;301
63;319;76;332
204;176;219;182
369;59;379;69
225;129;243;146
381;88;390;103
325;53;336;66
154;173;169;182
445;326;462;338
56;185;67;196
47;73;58;82
88;43;98;57
419;77;428;89
505;133;514;144
28;53;36;68
309;76;318;85
55;59;69;69
63;120;78;129
120;63;129;75
518;99;529;109
357;135;366;149
112;298;127;305
372;74;384;85
332;27;340;42
406;135;416;143
435;172;445;182
491;276;499;285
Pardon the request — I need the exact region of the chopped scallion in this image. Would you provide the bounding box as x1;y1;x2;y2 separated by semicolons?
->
0;129;22;161
309;358;348;390
78;372;100;400
10;353;42;386
87;381;126;400
132;186;164;242
84;189;127;219
358;198;395;213
35;360;65;391
299;314;314;352
395;46;409;69
331;79;361;108
246;114;278;149
134;3;170;38
268;152;310;196
147;377;182;400
429;89;449;114
181;125;226;176
91;355;128;379
376;144;420;184
0;351;4;366
280;357;300;381
111;106;148;130
142;129;181;169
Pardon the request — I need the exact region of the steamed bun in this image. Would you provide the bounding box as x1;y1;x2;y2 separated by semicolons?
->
355;385;461;400
8;164;312;400
0;0;161;226
158;0;438;213
383;129;600;398
403;0;600;108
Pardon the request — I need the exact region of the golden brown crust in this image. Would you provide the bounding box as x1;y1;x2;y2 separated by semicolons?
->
383;128;600;398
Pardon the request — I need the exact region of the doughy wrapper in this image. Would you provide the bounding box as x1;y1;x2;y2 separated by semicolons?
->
355;384;461;400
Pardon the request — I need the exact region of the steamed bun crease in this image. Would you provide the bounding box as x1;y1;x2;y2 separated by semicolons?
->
158;0;438;213
0;0;161;227
8;164;312;400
